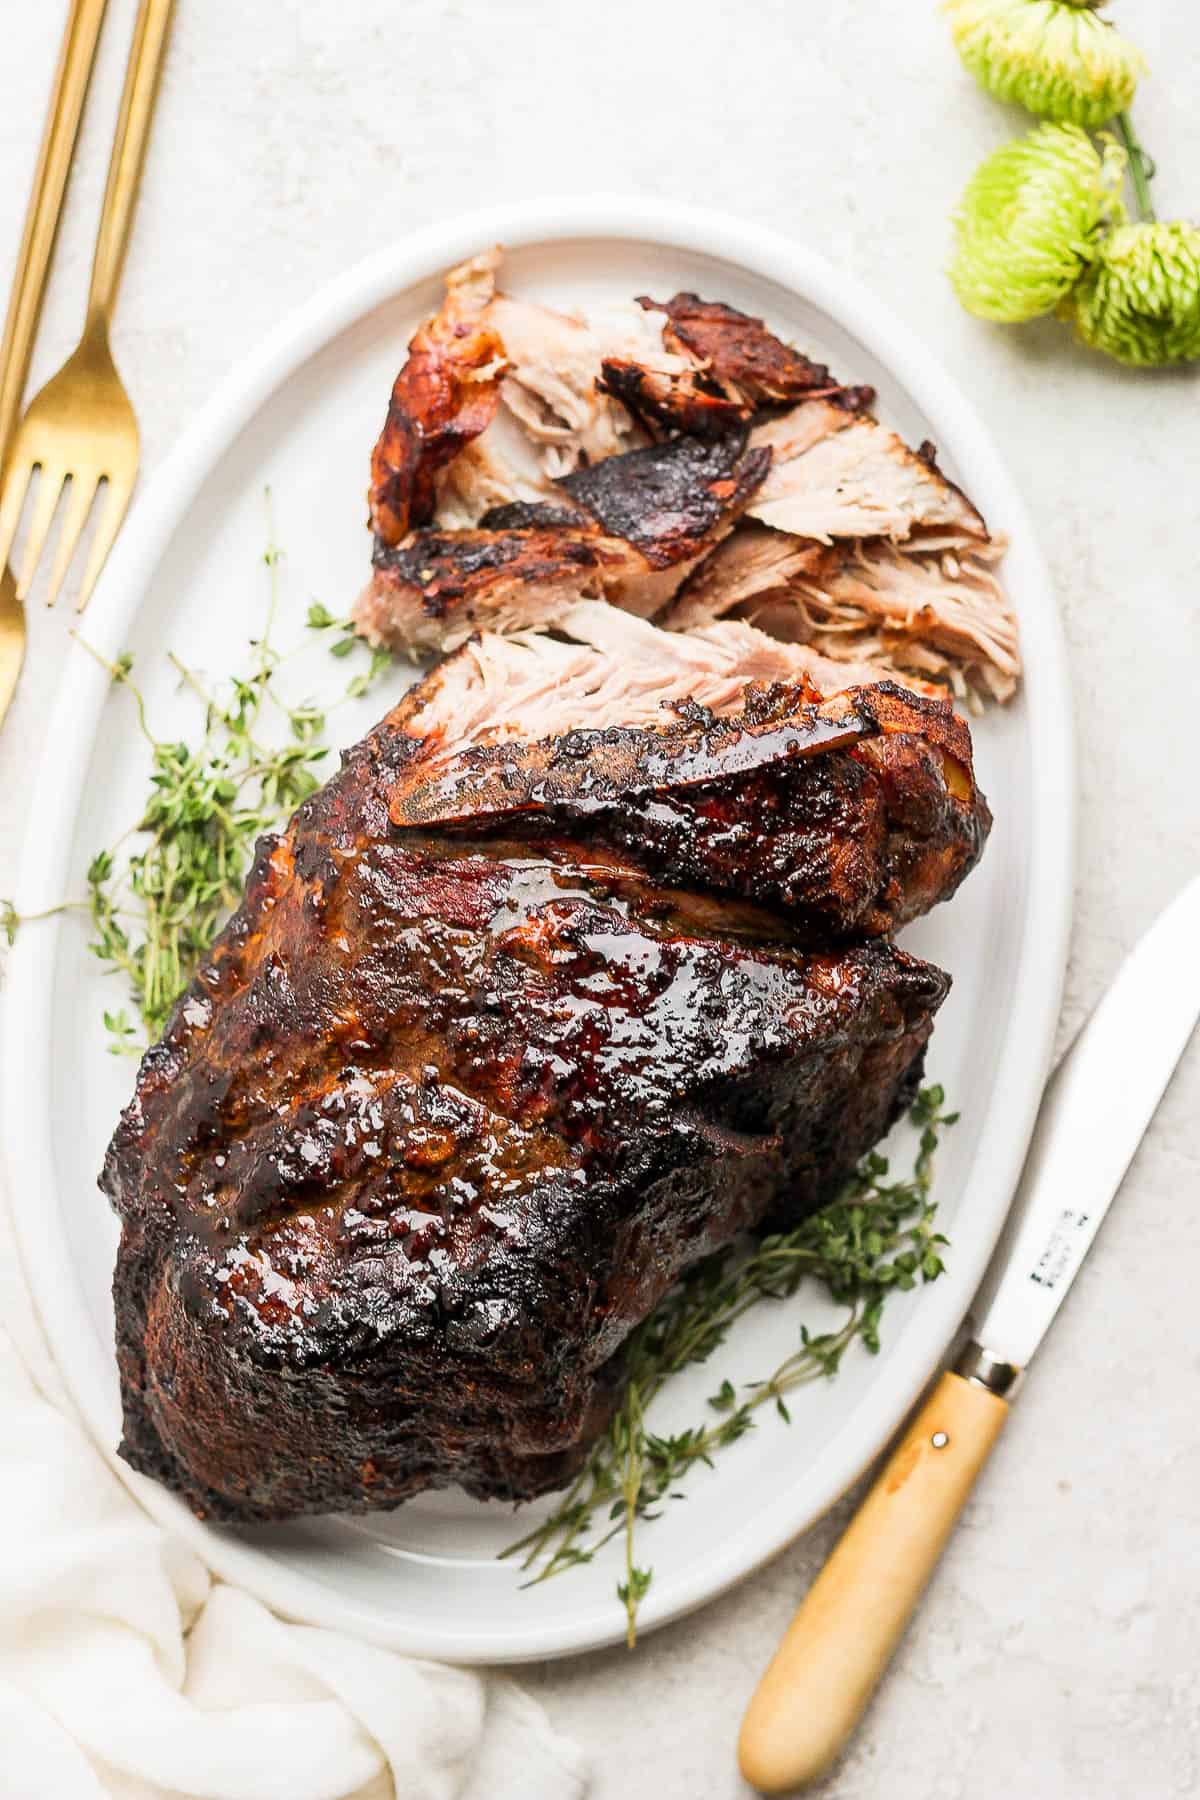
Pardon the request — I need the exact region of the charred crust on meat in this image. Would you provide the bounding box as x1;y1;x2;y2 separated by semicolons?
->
598;356;751;438
637;291;876;413
369;252;507;547
558;430;771;568
477;500;592;531
372;526;615;618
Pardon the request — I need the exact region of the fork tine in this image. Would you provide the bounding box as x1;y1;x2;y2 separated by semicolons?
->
0;461;34;578
16;467;64;601
75;475;133;614
43;473;99;609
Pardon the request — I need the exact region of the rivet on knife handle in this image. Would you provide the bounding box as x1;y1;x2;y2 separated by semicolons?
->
737;1364;1009;1794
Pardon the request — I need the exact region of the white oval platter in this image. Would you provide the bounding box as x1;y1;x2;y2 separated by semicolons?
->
1;199;1073;1662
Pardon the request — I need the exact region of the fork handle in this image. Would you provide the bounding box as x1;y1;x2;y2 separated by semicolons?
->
86;0;174;327
0;0;108;470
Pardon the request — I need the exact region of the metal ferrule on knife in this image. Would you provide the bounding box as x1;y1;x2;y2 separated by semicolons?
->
955;1338;1023;1399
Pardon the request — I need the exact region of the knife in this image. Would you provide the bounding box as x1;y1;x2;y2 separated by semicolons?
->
738;876;1200;1794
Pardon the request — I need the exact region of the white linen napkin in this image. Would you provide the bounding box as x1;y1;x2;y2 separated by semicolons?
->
0;1197;589;1800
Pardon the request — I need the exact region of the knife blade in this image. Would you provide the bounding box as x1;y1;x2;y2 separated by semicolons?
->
967;873;1200;1382
739;877;1200;1795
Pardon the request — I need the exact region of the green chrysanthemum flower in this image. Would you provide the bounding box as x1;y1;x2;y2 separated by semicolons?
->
949;123;1125;321
1070;221;1200;364
944;0;1146;128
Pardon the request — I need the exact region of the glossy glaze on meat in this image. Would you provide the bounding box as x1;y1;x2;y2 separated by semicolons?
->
100;666;978;1523
388;680;989;941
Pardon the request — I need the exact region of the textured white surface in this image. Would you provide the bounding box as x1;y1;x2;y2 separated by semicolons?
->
1;2;1198;1795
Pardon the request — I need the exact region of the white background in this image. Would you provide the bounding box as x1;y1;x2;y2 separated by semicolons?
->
2;3;1198;1794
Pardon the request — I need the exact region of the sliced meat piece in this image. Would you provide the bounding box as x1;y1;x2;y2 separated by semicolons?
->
559;428;770;568
355;526;643;654
373;272;651;540
354;516;720;655
663;520;1017;705
665;524;833;629
356;431;773;655
369;250;508;547
389;654;990;941
354;526;701;656
639;292;875;411
748;409;988;546
598;356;751;437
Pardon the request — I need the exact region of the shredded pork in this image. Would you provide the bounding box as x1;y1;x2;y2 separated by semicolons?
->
361;250;1021;707
787;537;1019;704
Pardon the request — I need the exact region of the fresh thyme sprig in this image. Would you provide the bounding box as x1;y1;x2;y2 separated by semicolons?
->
83;540;331;1047
305;602;394;700
0;522;396;1051
502;1084;955;1646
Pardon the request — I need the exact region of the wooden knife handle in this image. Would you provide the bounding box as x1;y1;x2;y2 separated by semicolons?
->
738;1371;1009;1793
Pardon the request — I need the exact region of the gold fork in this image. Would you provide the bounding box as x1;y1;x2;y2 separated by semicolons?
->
0;0;173;615
0;0;110;724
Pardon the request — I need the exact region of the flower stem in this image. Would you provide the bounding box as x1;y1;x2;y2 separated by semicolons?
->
1116;112;1156;223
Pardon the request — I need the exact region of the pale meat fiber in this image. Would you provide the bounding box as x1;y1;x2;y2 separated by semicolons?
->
434;405;558;528
398;604;813;752
402;603;935;759
748;412;988;545
664;524;1016;705
665;525;831;628
487;295;706;467
749;400;855;463
485;294;639;474
788;538;1019;704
